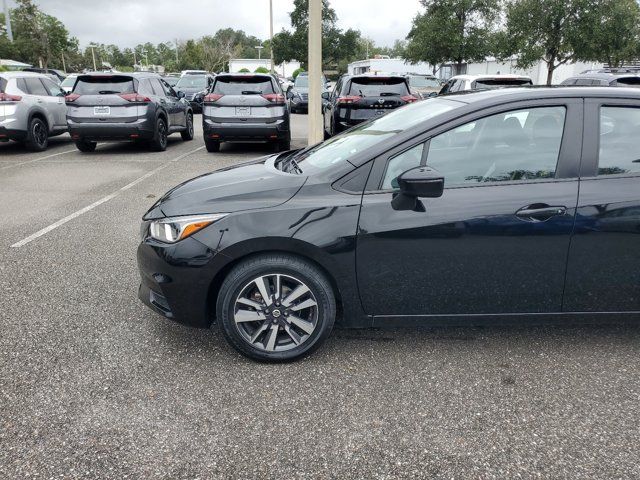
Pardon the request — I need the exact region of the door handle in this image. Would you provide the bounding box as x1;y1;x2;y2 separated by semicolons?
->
516;204;567;222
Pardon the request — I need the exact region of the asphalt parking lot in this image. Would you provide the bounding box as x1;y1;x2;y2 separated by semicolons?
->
1;114;640;479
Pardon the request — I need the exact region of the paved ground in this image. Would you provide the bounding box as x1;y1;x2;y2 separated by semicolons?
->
1;115;640;479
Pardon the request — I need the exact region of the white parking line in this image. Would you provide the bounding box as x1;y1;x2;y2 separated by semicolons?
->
0;149;77;171
10;146;204;248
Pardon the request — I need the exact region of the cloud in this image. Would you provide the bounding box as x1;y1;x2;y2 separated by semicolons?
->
9;0;422;48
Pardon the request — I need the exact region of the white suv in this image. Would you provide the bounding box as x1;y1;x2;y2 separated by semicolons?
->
0;72;68;151
439;74;533;95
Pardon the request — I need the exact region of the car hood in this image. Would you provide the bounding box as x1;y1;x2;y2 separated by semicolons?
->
143;155;307;219
178;86;205;95
291;86;309;95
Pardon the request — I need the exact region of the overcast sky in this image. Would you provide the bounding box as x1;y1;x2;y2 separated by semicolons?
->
9;0;423;48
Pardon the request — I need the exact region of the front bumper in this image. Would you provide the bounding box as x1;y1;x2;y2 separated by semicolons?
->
68;118;155;141
137;235;223;328
203;117;289;142
290;97;308;109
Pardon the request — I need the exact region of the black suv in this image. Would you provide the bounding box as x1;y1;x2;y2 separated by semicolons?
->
202;73;290;152
322;74;417;137
66;72;194;152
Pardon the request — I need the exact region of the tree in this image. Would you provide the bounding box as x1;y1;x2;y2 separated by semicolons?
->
254;66;269;73
572;0;640;68
504;0;595;85
11;0;71;69
406;0;502;75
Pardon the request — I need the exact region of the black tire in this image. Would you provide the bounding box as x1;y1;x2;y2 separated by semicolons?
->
181;112;194;141
324;128;330;140
25;117;48;152
75;139;97;152
217;254;336;362
205;138;220;152
150;117;168;151
276;138;291;152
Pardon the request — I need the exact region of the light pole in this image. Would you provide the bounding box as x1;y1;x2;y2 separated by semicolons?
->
88;44;97;71
255;45;264;60
2;0;12;42
307;0;323;144
269;0;274;73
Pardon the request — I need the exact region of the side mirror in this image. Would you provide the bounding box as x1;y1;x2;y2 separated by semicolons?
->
391;166;444;211
321;92;330;100
286;90;294;99
176;90;186;99
398;166;444;198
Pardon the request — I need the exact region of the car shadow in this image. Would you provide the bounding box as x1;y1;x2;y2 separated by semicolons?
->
0;135;75;156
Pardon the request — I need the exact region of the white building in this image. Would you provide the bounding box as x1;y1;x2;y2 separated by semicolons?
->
228;59;301;78
348;57;434;76
437;57;604;85
0;59;32;70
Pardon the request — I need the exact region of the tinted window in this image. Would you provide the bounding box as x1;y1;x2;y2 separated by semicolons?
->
560;78;577;86
349;77;409;96
213;76;275;95
614;77;640;87
294;76;309;87
427;107;566;185
408;76;440;88
292;98;460;174
382;143;425;189
574;78;596;86
471;79;532;89
24;77;49;96
60;76;76;88
0;77;6;92
159;79;177;97
74;76;135;95
175;75;207;89
150;78;166;97
598;106;640;175
41;77;64;96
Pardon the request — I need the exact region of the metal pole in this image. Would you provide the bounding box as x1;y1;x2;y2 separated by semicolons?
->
269;0;274;73
3;0;12;42
61;52;66;73
307;0;323;145
90;46;97;71
175;39;179;64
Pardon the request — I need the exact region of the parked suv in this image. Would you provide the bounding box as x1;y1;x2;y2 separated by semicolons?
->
286;72;328;113
439;74;532;94
322;74;417;137
66;72;194;152
174;74;215;112
561;70;640;87
0;72;68;151
202;73;290;152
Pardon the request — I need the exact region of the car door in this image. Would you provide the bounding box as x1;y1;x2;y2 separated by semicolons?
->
22;77;58;130
356;99;583;318
563;99;640;312
40;77;67;129
156;78;183;127
324;77;342;132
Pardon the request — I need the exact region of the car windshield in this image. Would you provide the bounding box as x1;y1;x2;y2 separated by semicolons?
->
213;76;275;95
349;77;409;96
176;76;207;89
472;78;532;89
294;76;309;87
60;76;76;87
286;98;461;174
74;76;135;94
409;76;440;88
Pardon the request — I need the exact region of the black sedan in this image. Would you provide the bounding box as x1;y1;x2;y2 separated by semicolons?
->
138;87;640;361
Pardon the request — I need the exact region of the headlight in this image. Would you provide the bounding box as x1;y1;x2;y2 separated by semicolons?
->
148;213;227;243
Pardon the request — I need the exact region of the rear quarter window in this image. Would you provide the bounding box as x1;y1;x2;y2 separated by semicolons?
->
614;77;640;87
348;77;409;96
213;76;275;95
74;76;135;95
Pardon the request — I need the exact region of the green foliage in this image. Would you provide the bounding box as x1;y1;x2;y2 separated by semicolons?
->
292;68;304;79
254;66;269;73
406;0;502;74
504;0;604;84
238;68;250;72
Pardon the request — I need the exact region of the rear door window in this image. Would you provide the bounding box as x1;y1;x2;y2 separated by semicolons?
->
41;77;65;96
614;77;640;87
24;77;49;96
598;106;640;175
74;76;135;95
150;78;167;97
213;76;275;95
348;77;409;97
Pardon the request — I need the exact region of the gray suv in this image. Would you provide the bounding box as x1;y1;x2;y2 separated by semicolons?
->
202;73;290;152
66;72;194;152
0;72;68;151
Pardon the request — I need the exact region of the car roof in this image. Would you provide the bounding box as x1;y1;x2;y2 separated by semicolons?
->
566;72;640;80
449;74;532;81
0;71;50;79
77;72;159;78
348;73;407;80
436;86;640;104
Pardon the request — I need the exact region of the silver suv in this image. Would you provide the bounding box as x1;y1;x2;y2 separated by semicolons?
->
0;72;68;151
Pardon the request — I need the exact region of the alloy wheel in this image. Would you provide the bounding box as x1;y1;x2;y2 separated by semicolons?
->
33;120;47;147
233;274;319;352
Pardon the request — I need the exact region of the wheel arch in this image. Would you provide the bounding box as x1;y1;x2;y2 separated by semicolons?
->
206;240;350;327
28;108;51;133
